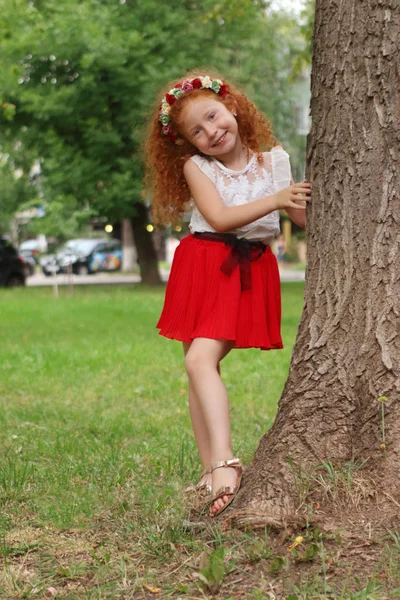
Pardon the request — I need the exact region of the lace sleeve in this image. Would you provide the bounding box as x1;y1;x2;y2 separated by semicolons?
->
271;146;292;192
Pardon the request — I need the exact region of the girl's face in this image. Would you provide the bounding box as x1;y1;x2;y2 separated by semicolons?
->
178;96;240;158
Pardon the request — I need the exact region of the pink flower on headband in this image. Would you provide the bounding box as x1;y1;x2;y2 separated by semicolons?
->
181;80;194;92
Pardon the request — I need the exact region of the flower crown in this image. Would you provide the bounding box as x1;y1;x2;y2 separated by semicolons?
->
159;75;228;144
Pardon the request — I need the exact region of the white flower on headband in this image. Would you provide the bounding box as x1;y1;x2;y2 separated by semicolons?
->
200;76;213;88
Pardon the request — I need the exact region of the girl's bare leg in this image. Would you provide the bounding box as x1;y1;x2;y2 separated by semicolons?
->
184;338;239;513
183;342;228;490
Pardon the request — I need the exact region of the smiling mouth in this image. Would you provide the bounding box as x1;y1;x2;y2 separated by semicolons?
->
213;132;227;147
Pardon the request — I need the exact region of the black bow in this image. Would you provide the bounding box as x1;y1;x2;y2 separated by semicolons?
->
194;233;266;291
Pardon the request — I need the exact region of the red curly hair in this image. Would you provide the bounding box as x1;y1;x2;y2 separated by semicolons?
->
144;69;277;225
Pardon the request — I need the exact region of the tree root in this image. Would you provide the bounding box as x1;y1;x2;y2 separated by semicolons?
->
222;508;306;532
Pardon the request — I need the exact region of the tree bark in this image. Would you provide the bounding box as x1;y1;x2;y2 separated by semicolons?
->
230;0;400;529
121;218;137;272
131;203;162;285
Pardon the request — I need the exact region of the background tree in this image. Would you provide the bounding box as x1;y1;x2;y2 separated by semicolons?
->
0;0;309;282
230;0;400;534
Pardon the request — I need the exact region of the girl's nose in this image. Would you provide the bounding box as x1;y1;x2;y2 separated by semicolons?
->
205;124;217;139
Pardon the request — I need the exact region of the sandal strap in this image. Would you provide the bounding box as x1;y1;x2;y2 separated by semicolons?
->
211;485;238;502
211;457;241;472
201;467;212;476
197;479;212;493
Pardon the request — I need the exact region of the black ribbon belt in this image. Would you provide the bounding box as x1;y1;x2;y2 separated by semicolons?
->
193;232;266;291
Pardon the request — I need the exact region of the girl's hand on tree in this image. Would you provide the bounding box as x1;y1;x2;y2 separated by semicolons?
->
272;181;311;211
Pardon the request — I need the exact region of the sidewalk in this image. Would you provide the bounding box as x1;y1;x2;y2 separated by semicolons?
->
278;268;305;282
27;267;305;287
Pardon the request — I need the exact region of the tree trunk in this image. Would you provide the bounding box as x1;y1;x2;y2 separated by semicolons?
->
121;218;137;272
131;203;162;285
230;0;400;529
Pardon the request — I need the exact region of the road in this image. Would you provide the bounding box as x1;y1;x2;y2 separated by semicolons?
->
27;268;305;287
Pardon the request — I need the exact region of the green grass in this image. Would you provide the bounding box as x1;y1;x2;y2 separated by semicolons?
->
0;284;301;525
1;283;394;599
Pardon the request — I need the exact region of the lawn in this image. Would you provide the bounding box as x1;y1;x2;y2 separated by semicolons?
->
1;283;392;599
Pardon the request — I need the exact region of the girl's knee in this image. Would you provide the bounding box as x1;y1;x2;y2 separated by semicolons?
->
184;351;199;377
184;350;213;378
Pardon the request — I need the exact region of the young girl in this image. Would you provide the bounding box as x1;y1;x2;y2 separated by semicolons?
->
145;71;311;517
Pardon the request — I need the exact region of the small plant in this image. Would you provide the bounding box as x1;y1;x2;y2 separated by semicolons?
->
312;459;371;508
0;533;11;564
388;531;400;552
287;453;315;508
248;590;272;600
195;546;225;594
269;555;289;575
288;534;319;564
0;452;35;503
343;575;385;598
247;537;273;562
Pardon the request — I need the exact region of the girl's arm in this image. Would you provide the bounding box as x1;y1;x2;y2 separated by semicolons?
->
284;179;307;228
285;204;306;228
184;160;310;233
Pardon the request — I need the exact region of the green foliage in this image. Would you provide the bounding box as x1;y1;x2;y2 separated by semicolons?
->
20;195;95;240
198;547;225;593
292;0;315;76
0;0;311;236
0;139;39;234
269;554;289;574
247;535;273;562
0;166;32;234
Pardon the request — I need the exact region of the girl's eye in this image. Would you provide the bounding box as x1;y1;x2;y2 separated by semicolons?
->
193;129;201;137
209;113;216;120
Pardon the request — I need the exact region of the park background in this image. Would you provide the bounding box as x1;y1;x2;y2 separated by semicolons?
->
1;0;312;281
3;1;399;599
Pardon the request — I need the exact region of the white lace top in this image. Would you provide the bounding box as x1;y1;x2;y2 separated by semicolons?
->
188;145;292;243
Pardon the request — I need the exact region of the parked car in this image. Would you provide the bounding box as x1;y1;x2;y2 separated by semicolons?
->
0;238;26;287
19;253;36;277
41;238;122;276
19;238;47;263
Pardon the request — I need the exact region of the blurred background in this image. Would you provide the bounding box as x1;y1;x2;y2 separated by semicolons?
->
0;0;314;286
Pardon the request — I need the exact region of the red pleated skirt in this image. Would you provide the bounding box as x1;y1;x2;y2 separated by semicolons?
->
157;234;283;350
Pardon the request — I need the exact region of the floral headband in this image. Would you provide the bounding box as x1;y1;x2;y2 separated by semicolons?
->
159;75;228;144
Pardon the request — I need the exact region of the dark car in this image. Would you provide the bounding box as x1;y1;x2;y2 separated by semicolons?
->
41;238;122;276
19;253;36;277
0;238;26;287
